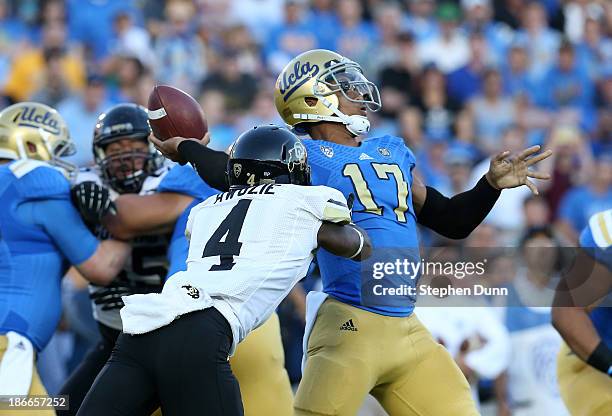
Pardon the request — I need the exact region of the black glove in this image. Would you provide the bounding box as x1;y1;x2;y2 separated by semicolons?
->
71;181;116;227
90;275;162;311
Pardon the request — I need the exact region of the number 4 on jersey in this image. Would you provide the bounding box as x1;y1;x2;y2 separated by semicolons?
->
202;199;252;271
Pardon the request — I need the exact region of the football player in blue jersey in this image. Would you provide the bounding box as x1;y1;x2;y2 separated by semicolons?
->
151;48;553;415
0;102;130;409
73;146;296;415
553;209;612;415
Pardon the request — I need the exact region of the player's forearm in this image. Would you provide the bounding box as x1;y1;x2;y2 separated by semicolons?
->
77;239;131;285
416;175;501;239
552;306;602;362
318;222;372;261
177;140;229;191
103;193;192;239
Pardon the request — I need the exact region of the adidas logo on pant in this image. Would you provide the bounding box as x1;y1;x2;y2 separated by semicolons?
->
339;319;358;331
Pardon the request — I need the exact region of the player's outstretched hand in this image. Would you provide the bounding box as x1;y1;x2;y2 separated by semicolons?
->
485;145;553;195
149;132;211;164
71;181;116;227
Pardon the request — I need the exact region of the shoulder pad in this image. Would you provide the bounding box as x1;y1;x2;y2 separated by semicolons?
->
75;168;102;185
587;210;612;249
11;161;70;199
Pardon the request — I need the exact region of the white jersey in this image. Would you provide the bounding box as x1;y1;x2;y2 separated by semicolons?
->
120;183;351;355
76;162;174;330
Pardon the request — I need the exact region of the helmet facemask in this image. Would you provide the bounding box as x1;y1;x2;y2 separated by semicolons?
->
315;62;382;112
96;138;160;194
308;60;381;136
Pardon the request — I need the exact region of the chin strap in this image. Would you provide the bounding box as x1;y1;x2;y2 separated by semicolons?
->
293;96;370;137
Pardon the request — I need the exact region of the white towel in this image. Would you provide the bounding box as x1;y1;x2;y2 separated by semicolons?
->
121;272;214;335
0;332;34;395
301;291;329;373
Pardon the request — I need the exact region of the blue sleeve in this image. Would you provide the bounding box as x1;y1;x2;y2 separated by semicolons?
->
22;199;99;265
166;199;201;279
158;164;219;200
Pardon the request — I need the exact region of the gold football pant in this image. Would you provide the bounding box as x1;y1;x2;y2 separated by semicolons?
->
295;298;478;415
150;313;292;416
0;335;55;416
230;313;293;416
557;342;612;416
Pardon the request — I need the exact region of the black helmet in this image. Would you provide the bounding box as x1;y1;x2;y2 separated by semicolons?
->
93;103;162;193
227;125;311;188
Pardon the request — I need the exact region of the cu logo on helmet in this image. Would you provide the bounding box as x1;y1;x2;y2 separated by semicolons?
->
233;163;242;178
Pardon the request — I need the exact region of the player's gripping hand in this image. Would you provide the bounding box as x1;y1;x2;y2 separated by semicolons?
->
71;181;117;227
149;132;210;164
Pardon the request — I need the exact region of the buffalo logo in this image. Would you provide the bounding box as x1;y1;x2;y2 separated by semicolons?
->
12;107;61;135
278;60;320;102
182;285;200;299
287;141;306;162
233;163;242;177
378;147;391;157
320;145;334;158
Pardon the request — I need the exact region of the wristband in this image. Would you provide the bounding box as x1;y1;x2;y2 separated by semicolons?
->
586;341;612;377
349;225;365;259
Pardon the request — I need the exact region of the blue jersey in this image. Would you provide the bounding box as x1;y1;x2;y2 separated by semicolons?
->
0;160;98;351
579;209;612;349
303;135;420;316
157;164;219;279
157;163;219;200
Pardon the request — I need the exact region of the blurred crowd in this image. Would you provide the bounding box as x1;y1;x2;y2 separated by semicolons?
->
0;0;610;415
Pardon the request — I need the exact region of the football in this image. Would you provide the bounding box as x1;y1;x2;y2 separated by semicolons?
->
147;85;208;141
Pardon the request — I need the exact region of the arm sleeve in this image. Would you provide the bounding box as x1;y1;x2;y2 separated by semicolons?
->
23;199;99;265
177;140;229;191
417;175;501;239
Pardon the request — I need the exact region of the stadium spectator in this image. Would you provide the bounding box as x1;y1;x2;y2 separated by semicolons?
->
364;1;403;76
402;0;438;42
461;0;513;64
3;21;84;103
0;0;30;86
66;0;141;62
229;0;284;43
446;31;490;105
107;55;148;103
30;48;72;106
414;64;459;141
523;195;552;229
200;49;257;112
417;2;469;74
198;89;238;152
110;11;154;68
264;0;319;74
556;152;612;242
541;40;594;130
154;0;206;96
333;0;377;63
468;68;516;154
58;74;111;168
501;41;536;100
378;33;419;118
514;1;561;82
495;227;568;416
540;125;594;218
